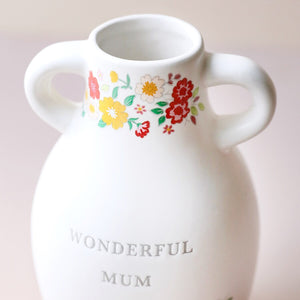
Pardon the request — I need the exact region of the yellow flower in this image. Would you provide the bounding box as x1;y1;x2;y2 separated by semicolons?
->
85;100;100;120
142;81;158;96
99;97;128;129
110;71;118;83
89;103;95;113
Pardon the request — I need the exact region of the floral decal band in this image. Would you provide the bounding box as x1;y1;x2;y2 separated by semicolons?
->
82;70;205;138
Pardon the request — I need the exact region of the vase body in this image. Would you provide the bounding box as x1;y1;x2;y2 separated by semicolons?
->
25;14;276;300
31;115;258;300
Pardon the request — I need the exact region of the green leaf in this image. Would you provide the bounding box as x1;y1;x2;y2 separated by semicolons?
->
156;101;168;107
151;108;164;115
193;87;199;97
158;115;166;125
126;74;130;86
128;121;133;130
198;102;205;111
81;110;85;117
124;95;135;106
112;87;119;99
191;106;198;116
98;119;106;128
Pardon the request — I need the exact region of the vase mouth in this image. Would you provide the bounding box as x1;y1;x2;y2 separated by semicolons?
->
89;14;203;66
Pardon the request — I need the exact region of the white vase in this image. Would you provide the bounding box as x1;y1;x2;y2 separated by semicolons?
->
24;14;276;300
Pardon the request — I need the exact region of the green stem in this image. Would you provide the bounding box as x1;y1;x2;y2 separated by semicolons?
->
119;78;127;84
119;78;132;89
132;119;142;127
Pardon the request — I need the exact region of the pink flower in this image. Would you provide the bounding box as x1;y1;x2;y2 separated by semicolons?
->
135;121;150;138
163;125;174;135
165;101;190;124
88;71;100;99
134;104;146;115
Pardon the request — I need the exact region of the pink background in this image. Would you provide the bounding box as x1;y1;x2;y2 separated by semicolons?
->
0;1;299;299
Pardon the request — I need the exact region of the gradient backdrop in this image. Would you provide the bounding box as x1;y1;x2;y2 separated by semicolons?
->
0;0;299;299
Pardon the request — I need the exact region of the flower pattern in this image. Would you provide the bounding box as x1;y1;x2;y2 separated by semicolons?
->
88;71;100;99
82;70;206;138
136;75;165;103
110;71;118;83
86;101;100;119
134;104;146;115
172;78;194;103
163;125;174;135
99;97;128;129
135;121;150;138
165;101;190;124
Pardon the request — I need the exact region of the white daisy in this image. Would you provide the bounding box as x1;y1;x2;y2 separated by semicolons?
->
135;75;165;103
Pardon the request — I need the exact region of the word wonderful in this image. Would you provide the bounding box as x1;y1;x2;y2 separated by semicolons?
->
71;229;193;257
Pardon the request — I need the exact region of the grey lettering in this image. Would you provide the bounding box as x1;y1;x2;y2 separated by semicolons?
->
168;242;180;255
140;244;152;257
182;240;193;254
98;239;110;252
70;229;82;243
112;242;124;255
135;275;151;287
102;271;117;284
120;274;132;286
127;243;137;256
155;244;165;256
84;236;96;249
70;228;193;258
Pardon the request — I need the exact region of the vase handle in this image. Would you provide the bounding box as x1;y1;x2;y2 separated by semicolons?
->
203;52;276;150
24;41;87;133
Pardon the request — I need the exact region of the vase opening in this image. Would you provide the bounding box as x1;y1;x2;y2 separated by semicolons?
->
92;14;202;62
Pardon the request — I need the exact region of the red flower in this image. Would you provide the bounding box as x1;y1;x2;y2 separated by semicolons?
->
163;125;174;135
135;121;150;138
165;101;190;124
88;71;100;99
172;78;194;103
